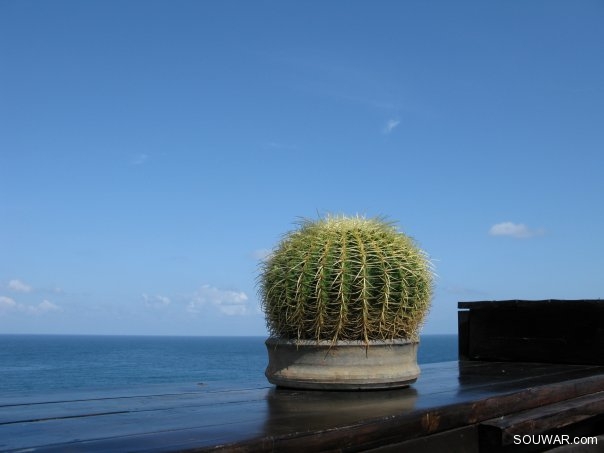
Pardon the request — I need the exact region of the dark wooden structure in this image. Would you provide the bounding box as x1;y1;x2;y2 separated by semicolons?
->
2;300;604;452
459;299;604;365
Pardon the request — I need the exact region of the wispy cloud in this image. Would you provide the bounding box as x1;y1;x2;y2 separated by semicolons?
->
489;222;544;239
251;249;272;262
131;153;149;165
26;300;61;315
8;279;32;293
263;142;298;151
187;284;249;316
0;296;61;315
142;293;171;308
383;119;400;134
0;296;17;313
278;54;403;113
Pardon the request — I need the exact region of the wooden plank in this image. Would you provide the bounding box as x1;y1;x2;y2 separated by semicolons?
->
14;419;270;453
479;391;604;447
0;381;271;407
0;399;269;451
0;388;269;425
364;426;479;453
2;362;604;452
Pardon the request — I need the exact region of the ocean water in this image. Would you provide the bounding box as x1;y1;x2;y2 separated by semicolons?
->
0;334;457;396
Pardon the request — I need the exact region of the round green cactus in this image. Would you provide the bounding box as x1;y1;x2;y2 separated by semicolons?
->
259;215;433;343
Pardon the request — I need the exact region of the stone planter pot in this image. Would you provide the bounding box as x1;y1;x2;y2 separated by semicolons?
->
265;337;420;390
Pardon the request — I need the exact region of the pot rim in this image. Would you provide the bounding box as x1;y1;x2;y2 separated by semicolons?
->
265;336;418;347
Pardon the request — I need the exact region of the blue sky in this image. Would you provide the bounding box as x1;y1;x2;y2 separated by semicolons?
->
1;1;603;336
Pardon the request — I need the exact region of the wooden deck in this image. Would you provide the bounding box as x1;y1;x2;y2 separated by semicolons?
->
2;361;604;452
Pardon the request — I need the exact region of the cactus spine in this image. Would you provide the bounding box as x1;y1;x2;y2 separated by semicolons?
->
259;215;433;343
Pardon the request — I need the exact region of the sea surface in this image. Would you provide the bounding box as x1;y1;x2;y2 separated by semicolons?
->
0;334;457;397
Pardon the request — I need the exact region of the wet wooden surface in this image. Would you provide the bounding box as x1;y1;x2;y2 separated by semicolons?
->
480;391;604;448
2;361;604;452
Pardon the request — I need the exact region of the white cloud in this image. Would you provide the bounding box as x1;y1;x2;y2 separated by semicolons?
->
187;284;249;316
26;300;61;315
0;296;17;312
0;297;61;315
8;279;32;293
383;119;400;134
142;293;171;308
489;222;544;239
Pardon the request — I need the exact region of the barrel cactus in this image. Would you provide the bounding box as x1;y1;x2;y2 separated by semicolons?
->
259;215;433;344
